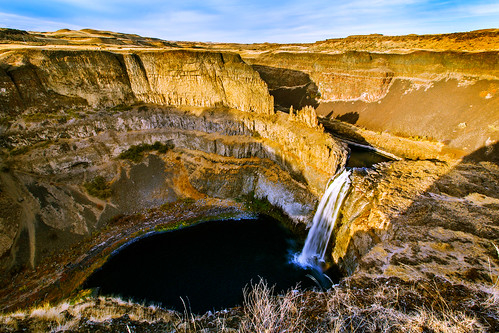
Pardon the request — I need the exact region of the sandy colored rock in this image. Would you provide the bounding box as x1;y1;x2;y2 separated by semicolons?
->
0;106;346;272
0;49;273;115
332;159;499;289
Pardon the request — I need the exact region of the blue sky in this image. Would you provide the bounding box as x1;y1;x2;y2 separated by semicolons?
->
0;0;498;43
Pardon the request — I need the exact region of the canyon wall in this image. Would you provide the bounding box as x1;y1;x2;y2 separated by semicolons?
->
0;106;346;273
0;46;349;277
248;51;498;102
2;107;344;194
0;49;274;115
236;38;499;284
330;158;499;285
244;50;499;156
0;30;497;319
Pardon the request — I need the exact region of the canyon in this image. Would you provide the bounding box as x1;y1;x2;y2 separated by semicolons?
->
0;28;498;331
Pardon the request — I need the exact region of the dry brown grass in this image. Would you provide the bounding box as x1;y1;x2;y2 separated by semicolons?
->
0;296;178;332
0;276;497;332
484;242;499;309
240;279;307;332
239;277;495;332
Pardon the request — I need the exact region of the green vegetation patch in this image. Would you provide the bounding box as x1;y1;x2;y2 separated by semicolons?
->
239;191;275;212
9;140;55;157
118;141;174;162
110;104;133;112
84;176;112;199
10;146;30;156
0;115;14;127
23;112;59;122
237;191;291;227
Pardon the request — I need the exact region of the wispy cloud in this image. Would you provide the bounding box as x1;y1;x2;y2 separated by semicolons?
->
0;0;496;43
464;2;499;15
0;12;83;31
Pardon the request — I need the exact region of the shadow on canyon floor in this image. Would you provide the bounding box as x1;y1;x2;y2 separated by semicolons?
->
251;65;320;110
332;111;360;125
320;117;371;146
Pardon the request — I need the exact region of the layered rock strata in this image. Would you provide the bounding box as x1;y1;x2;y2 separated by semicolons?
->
0;29;498;321
0;46;347;280
331;159;499;288
246;50;498;102
243;50;499;156
0;106;346;273
0;49;274;115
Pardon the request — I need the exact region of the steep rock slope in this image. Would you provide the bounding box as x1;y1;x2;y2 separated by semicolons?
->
331;158;499;288
0;29;497;323
0;106;346;277
0;45;346;286
245;50;498;102
243;49;498;156
0;49;274;115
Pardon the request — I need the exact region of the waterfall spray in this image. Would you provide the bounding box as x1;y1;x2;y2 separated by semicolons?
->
295;169;352;268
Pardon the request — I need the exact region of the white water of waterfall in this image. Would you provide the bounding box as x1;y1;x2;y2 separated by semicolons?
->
295;169;352;268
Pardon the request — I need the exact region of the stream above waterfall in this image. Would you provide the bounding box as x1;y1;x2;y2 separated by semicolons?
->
346;144;393;168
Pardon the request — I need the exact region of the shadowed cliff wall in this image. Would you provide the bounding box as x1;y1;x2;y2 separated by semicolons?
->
245;50;498;154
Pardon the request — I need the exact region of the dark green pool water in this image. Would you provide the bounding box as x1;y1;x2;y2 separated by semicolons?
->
83;217;338;314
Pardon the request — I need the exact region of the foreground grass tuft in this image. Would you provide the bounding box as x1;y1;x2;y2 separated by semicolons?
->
1;276;496;332
240;279;306;332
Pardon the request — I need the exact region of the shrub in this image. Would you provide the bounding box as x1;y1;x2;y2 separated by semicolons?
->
10;146;30;156
23;112;58;122
22;110;85;123
110;104;133;112
0;115;14;126
84;176;112;199
118;141;174;162
118;145;145;162
239;191;275;213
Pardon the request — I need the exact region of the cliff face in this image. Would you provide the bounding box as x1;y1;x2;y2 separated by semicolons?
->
0;40;352;280
246;51;498;102
0;44;347;282
0;106;346;273
330;159;499;286
2;108;344;194
0;49;274;115
0;29;498;319
243;50;498;156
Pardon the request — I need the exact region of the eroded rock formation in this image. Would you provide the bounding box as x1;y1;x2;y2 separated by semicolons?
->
332;159;499;286
240;45;498;157
0;49;274;115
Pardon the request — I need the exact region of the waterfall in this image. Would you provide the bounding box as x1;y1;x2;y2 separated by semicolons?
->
295;169;352;268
